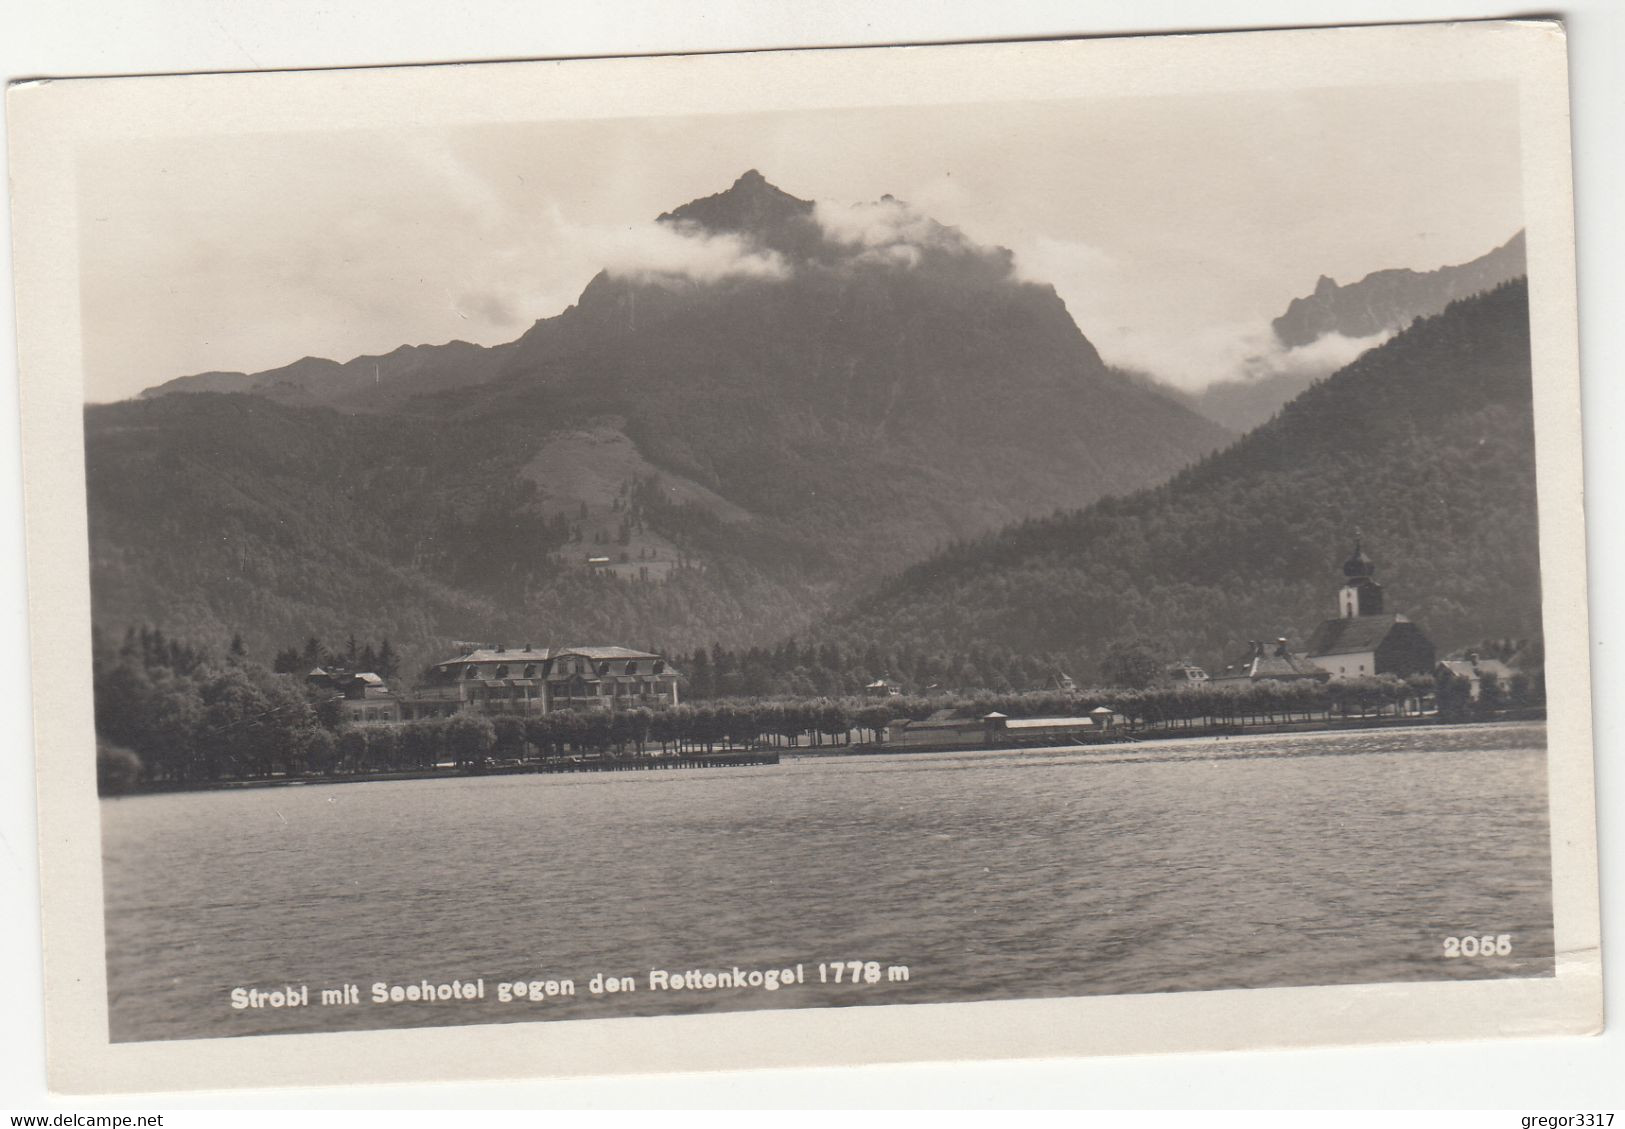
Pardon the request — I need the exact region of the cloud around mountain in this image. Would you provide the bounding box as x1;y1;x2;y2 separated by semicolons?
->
1100;318;1392;392
597;220;792;285
460;173;1021;320
811;195;1006;272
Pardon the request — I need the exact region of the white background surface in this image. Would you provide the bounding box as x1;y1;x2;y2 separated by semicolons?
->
1;0;1620;1111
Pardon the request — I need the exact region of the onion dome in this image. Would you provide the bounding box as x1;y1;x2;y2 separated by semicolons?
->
1342;537;1375;578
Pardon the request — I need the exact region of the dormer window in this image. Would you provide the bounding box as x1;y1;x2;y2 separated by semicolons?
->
464;665;479;679
523;664;537;678
494;665;509;679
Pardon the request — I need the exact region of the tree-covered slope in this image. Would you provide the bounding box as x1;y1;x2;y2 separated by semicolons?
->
825;279;1541;676
85;393;821;675
90;172;1230;667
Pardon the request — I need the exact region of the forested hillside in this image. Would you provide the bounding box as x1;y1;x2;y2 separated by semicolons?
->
823;279;1541;680
89;171;1227;672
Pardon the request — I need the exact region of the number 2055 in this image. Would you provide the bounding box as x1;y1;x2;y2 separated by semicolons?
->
1443;934;1512;957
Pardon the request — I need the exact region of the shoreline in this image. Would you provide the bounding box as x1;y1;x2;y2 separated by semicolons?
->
102;709;1544;797
794;707;1546;759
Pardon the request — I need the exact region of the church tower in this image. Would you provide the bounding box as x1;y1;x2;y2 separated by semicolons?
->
1337;535;1385;618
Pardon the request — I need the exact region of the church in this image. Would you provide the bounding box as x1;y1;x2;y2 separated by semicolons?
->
1301;538;1437;680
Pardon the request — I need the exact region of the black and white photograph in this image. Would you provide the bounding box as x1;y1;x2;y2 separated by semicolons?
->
3;15;1605;1099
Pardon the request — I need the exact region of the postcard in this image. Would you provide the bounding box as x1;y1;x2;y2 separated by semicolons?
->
6;19;1600;1094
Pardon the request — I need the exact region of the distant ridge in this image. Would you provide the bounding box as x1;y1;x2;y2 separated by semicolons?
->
1179;231;1527;431
1272;230;1526;347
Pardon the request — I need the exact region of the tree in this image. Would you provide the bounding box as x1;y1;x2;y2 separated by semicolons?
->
401;720;441;769
376;639;400;682
855;704;892;743
337;728;368;774
446;714;496;769
817;699;852;746
524;715;558;759
302;727;338;776
364;725;399;771
492;715;527;760
1436;668;1473;719
1099;638;1167;690
97;739;143;796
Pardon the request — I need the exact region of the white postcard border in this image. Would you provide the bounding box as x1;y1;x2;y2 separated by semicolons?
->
6;21;1600;1095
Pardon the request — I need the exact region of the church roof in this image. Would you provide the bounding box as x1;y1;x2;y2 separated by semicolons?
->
1304;614;1411;657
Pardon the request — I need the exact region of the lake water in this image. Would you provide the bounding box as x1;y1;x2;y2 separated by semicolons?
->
99;721;1553;1042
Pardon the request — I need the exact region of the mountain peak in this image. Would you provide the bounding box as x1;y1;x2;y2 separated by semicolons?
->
657;170;816;251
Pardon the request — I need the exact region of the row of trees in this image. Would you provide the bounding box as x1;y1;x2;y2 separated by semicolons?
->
305;670;1544;782
669;639;1087;701
95;627;324;787
94;622;1543;793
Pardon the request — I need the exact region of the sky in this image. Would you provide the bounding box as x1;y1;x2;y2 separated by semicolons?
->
77;79;1523;402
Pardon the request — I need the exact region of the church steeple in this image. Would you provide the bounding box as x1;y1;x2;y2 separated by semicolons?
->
1337;532;1385;618
1342;535;1375;579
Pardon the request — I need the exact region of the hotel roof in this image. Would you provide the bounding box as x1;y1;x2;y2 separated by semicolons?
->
433;645;667;669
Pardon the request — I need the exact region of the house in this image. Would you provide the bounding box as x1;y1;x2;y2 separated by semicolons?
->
305;667;405;724
864;677;904;698
1164;661;1211;685
1210;639;1330;685
1436;653;1517;700
403;643;680;720
1302;538;1436;679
